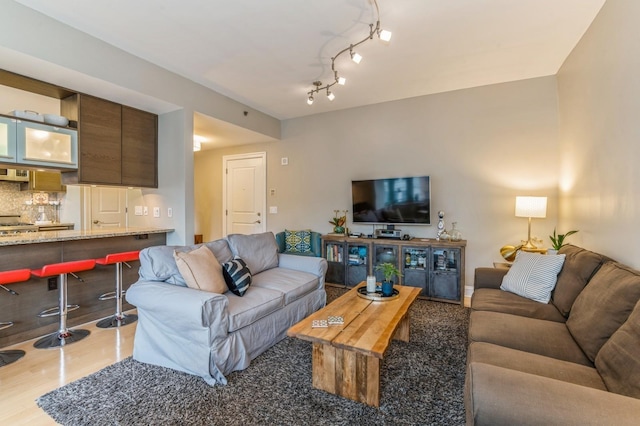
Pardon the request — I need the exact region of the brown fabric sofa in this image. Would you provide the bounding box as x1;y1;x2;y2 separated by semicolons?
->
465;245;640;425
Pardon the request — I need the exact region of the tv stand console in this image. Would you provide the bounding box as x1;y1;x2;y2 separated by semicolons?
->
321;235;466;304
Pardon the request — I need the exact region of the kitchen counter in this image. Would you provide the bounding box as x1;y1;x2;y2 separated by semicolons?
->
0;227;172;346
0;226;173;246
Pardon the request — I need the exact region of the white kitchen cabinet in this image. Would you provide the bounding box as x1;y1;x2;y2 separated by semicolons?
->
0;115;77;169
0;115;18;162
16;120;77;169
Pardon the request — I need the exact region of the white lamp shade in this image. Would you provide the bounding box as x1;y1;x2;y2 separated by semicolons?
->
515;196;547;218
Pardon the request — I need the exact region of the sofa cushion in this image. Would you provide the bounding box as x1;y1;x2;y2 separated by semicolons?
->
138;240;233;286
468;342;606;390
227;232;279;275
251;267;321;304
284;229;312;253
500;251;566;303
174;245;227;294
225;286;284;332
471;288;566;322
468;310;592;366
566;261;640;363
552;244;607;317
203;239;234;264
595;300;640;398
222;257;252;296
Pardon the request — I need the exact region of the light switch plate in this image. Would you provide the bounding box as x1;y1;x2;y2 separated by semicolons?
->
143;206;148;216
153;207;160;218
135;206;143;216
269;206;278;214
167;207;173;218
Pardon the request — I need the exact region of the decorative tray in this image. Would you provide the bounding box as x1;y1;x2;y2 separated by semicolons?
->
356;285;399;301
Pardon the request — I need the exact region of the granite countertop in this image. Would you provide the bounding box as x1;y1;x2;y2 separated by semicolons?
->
0;227;174;246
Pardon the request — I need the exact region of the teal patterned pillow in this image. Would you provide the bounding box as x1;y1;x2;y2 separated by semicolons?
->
284;229;312;253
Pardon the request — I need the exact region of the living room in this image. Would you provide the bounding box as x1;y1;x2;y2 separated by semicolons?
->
1;0;639;424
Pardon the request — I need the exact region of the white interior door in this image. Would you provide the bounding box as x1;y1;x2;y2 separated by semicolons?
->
223;152;266;236
90;187;127;230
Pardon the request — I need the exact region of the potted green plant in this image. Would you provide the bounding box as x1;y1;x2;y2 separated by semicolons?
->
375;262;402;296
548;228;578;254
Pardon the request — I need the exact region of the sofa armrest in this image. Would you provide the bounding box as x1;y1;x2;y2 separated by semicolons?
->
466;362;640;426
278;253;328;281
126;280;229;331
474;267;508;290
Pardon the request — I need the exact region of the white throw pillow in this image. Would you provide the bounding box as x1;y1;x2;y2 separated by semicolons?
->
174;245;227;294
500;251;566;303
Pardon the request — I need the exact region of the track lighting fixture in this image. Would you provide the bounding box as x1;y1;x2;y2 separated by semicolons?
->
306;0;391;105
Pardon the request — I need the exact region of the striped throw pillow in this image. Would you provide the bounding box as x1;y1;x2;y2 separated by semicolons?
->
222;257;252;296
500;251;566;303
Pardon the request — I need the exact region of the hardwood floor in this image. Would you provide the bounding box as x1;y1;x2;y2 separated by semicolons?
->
0;312;136;425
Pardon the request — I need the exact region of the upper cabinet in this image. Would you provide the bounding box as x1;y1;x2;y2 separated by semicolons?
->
122;106;158;188
0;115;78;169
61;94;158;188
21;170;66;192
0;69;158;188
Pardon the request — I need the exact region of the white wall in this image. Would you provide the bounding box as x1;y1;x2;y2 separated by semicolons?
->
195;76;561;294
557;0;640;268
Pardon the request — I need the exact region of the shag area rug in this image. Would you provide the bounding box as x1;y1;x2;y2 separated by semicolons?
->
37;287;470;425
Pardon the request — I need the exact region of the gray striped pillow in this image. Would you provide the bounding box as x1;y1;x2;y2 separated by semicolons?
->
500;251;566;303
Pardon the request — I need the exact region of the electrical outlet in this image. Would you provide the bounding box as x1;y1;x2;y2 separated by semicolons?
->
153;207;160;218
143;206;148;216
48;277;57;291
135;206;143;216
167;207;173;218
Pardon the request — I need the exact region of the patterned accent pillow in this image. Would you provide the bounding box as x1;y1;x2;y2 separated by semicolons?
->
222;256;252;296
284;229;312;253
500;251;566;303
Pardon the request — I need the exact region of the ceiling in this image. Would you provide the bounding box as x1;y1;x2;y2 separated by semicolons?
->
14;0;606;149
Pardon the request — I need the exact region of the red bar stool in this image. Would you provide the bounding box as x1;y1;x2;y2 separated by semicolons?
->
31;259;96;349
95;250;140;328
0;269;31;367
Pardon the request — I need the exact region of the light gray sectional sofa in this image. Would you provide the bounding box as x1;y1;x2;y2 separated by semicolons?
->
126;232;328;385
465;244;640;425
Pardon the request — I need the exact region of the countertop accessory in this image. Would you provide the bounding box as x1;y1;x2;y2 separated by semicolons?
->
8;110;44;122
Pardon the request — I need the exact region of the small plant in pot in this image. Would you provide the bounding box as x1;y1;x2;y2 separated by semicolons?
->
375;262;402;296
548;228;578;254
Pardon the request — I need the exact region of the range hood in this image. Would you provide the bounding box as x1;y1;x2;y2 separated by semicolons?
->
0;169;29;182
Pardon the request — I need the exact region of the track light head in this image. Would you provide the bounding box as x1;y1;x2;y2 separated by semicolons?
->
379;29;392;42
307;94;314;105
350;49;362;64
327;89;335;101
337;76;346;85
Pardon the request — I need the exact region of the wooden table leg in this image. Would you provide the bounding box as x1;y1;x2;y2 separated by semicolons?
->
312;342;381;407
393;313;411;342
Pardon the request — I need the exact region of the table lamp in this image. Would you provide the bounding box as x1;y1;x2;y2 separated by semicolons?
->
515;196;547;249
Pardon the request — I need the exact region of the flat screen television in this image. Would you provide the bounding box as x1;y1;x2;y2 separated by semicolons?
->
351;176;431;225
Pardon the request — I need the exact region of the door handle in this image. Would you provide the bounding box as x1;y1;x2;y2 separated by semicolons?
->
254;220;261;224
93;220;101;224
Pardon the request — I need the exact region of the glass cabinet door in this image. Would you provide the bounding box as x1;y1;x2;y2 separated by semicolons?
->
0;116;17;162
16;121;78;169
402;246;429;294
372;244;399;282
346;243;370;286
430;247;461;302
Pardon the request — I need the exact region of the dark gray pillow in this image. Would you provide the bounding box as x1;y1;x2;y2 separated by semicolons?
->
227;232;279;275
552;245;607;317
566;262;640;362
222;257;252;296
596;300;640;398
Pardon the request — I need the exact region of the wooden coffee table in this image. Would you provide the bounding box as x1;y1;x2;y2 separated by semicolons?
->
287;283;421;407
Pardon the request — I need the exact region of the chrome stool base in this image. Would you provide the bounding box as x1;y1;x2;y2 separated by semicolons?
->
37;304;79;318
0;350;26;367
97;313;138;329
34;329;90;349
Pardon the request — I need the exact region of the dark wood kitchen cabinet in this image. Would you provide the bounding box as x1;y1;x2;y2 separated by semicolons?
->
122;106;157;188
61;94;158;188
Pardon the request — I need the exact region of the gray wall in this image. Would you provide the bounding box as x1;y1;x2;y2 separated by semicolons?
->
195;76;561;295
557;0;640;268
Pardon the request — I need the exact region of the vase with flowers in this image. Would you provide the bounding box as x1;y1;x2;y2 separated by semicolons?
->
329;210;348;234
